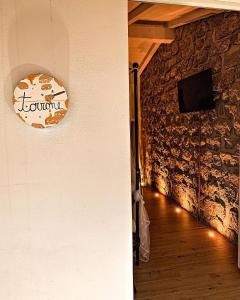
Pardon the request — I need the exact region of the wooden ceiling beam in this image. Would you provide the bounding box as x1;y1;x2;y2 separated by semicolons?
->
128;3;155;25
128;2;141;13
168;8;223;28
129;23;175;43
164;6;198;20
142;0;240;11
139;42;160;75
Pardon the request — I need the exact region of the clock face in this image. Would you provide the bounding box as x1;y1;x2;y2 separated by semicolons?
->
13;73;69;128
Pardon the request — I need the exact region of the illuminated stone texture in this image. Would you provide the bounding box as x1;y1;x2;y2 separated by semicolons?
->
141;12;240;242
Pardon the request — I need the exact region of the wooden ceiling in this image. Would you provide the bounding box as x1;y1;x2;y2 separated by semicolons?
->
128;1;224;74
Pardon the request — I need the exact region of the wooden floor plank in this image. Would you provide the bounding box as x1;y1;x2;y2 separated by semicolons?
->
134;188;239;300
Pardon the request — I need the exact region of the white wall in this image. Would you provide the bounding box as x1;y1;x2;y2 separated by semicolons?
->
0;0;132;299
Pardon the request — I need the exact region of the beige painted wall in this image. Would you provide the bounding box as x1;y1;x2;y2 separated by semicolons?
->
0;0;132;299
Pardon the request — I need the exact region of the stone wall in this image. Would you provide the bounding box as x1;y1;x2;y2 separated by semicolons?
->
140;12;240;242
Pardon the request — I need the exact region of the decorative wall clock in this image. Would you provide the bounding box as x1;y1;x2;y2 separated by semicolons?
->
13;73;69;128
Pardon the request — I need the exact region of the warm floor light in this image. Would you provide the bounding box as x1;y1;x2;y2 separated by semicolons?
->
208;231;215;238
175;207;181;213
155;193;159;197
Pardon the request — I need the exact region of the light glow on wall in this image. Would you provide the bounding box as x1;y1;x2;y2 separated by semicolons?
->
208;231;215;238
156;175;170;196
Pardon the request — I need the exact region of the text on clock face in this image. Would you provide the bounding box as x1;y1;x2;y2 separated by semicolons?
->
17;91;65;113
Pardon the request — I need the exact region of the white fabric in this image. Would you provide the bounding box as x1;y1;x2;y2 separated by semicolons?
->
133;190;150;262
133;190;141;202
139;197;150;262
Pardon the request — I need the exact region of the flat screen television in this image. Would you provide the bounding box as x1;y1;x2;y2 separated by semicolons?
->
177;69;215;113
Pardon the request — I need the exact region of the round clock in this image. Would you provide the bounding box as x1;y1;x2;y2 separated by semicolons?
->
13;73;69;128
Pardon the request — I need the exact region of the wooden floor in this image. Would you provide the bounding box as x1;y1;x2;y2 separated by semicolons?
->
134;189;240;300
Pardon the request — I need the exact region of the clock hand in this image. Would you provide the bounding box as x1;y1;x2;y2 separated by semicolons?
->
51;91;65;98
45;90;65;102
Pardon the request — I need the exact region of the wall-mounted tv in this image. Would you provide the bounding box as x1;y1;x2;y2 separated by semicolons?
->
177;69;215;113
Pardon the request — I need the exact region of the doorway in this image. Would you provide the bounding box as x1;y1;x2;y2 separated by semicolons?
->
128;1;240;298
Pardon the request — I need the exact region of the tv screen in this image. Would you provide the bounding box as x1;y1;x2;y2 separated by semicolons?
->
177;69;215;113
